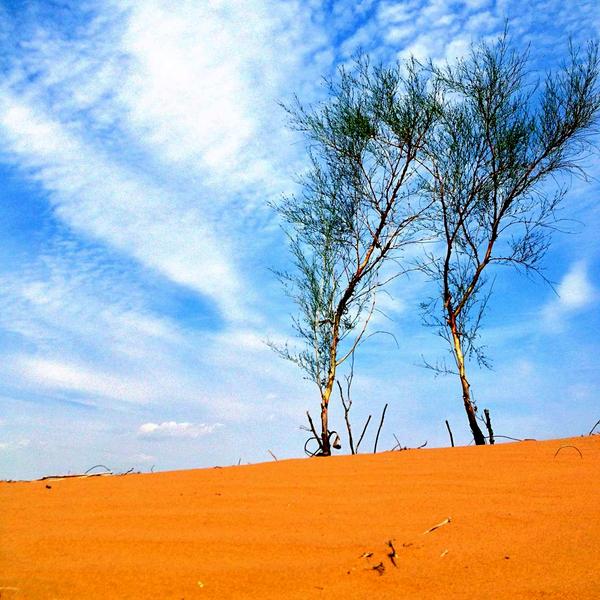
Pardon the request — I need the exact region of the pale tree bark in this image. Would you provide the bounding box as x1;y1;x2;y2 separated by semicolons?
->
449;318;485;445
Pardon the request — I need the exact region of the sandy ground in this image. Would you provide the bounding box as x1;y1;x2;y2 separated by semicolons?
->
1;435;599;599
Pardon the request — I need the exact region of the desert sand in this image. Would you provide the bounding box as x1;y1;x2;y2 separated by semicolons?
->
1;435;599;599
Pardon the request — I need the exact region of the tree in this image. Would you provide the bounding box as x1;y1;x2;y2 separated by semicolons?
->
418;35;600;444
273;58;438;455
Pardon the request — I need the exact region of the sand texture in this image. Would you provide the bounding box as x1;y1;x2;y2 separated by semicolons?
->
1;435;599;599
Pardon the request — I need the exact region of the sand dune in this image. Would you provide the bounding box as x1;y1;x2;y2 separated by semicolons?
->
1;435;599;599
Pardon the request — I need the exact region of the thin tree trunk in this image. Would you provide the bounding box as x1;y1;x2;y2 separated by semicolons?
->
320;394;331;456
319;319;342;456
449;322;486;445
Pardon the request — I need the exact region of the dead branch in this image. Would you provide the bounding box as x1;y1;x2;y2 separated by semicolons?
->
588;418;600;435
84;464;112;475
483;408;495;445
38;472;112;482
391;433;406;451
305;410;321;450
338;354;357;454
356;414;372;452
553;445;583;458
373;403;388;454
423;517;451;534
445;420;455;447
267;449;279;461
387;540;398;567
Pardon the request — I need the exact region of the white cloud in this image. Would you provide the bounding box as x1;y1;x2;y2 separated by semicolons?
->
542;261;596;331
0;438;31;451
138;421;222;439
0;93;251;322
0;1;336;326
556;261;595;309
14;357;152;404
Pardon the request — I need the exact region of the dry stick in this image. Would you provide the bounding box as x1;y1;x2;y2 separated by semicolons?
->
267;449;278;461
373;403;388;454
483;408;495;445
84;464;112;475
392;433;404;451
305;410;321;451
423;517;451;534
589;418;600;436
355;414;372;453
445;420;455;447
553;445;583;459
338;380;356;454
387;540;398;567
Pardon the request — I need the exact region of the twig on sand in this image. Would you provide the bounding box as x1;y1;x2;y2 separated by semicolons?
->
553;445;583;458
387;540;398;567
423;517;451;534
37;464;114;481
39;472;112;482
84;464;112;475
267;449;278;461
391;434;405;451
371;562;385;575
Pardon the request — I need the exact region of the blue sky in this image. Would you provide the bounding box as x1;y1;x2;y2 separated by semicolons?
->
0;0;598;479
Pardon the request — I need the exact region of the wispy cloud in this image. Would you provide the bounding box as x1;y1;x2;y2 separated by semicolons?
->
542;261;597;331
138;421;222;440
555;261;596;309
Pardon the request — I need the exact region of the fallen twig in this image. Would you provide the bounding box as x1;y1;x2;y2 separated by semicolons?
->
38;472;112;481
553;445;583;458
391;434;406;451
387;540;398;567
588;418;600;436
423;517;451;534
84;464;112;475
371;562;385;576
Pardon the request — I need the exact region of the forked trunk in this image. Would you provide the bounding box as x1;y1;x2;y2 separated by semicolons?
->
449;321;486;445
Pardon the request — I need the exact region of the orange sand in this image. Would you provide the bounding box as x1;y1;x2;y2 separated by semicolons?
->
1;435;599;599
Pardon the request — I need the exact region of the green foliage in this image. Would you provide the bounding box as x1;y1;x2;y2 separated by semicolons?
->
420;32;600;372
273;55;437;400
